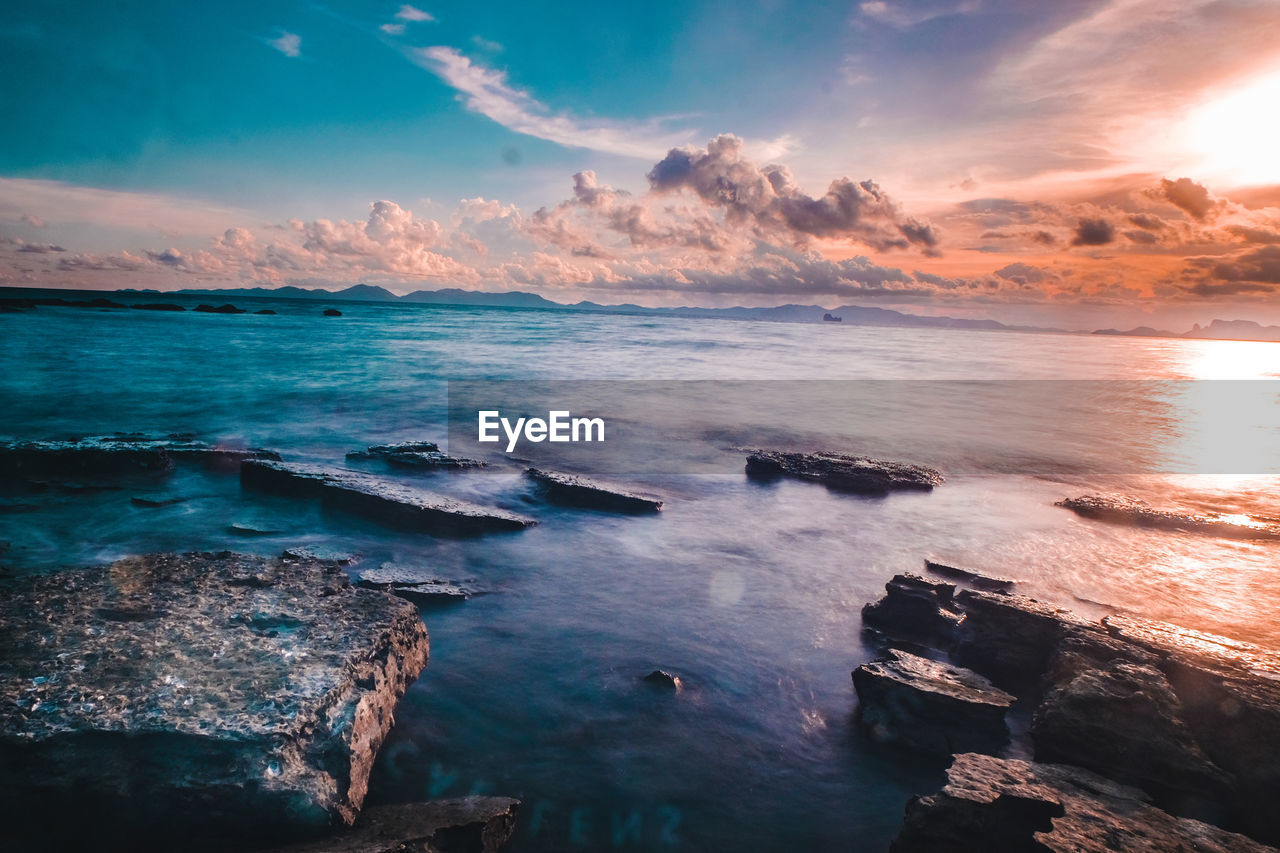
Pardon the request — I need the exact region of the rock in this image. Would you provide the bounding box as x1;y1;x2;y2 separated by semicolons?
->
0;552;430;841
259;796;520;853
131;496;188;507
356;564;480;604
1057;495;1280;540
130;303;186;311
642;669;682;689
241;460;535;536
891;753;1274;853
0;436;281;482
228;522;282;537
282;546;359;565
923;559;1016;592
348;444;485;470
1101;615;1280;845
853;649;1014;758
745;449;943;495
525;468;663;513
255;309;278;315
950;589;1090;687
323;308;342;317
194;303;246;314
1032;657;1233;820
861;574;964;647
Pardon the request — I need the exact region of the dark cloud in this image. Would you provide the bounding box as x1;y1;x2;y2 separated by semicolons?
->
1127;213;1167;231
1186;281;1274;297
1225;226;1280;244
16;241;65;253
1124;229;1159;245
647;134;940;254
994;262;1052;284
1209;246;1280;284
1070;217;1115;246
1158;177;1218;221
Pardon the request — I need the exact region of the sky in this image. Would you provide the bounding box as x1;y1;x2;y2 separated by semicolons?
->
3;0;1280;328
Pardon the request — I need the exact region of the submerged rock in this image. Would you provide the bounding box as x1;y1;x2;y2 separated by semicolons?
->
923;559;1016;591
241;460;535;536
323;308;342;316
1057;495;1280;540
194;303;246;314
356;564;480;604
525;468;663;513
255;309;277;315
260;796;520;853
347;443;486;470
0;551;430;841
130;303;186;311
642;669;682;690
891;753;1274;853
853;649;1014;758
745;450;943;495
861;574;964;647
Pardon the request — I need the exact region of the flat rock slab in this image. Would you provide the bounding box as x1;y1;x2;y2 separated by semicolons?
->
891;753;1276;853
357;564;481;603
854;649;1014;758
745;450;942;495
525;468;663;513
0;435;280;481
260;797;520;853
241;460;534;536
1057;495;1280;540
0;551;429;841
348;443;486;470
923;559;1016;591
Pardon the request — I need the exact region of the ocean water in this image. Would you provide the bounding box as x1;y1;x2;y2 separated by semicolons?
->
3;297;1280;851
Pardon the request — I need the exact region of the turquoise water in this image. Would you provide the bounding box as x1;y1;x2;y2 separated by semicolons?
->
4;297;1280;850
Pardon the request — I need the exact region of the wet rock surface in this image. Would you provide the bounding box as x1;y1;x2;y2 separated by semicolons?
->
348;443;486;470
1057;494;1280;540
259;796;520;853
195;303;246;314
853;649;1014;758
241;460;535;536
642;669;682;690
923;558;1016;591
0;551;430;842
891;753;1275;853
861;570;1280;846
525;467;663;513
356;564;481;603
745;449;943;495
0;434;281;483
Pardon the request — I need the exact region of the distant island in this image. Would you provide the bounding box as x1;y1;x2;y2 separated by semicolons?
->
1094;318;1280;343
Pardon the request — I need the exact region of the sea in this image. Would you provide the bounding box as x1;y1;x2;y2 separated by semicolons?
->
3;293;1280;851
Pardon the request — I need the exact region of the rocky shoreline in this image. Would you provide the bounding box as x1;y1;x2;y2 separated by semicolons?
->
855;564;1280;850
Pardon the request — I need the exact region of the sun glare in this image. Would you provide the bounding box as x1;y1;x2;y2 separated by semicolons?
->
1184;67;1280;186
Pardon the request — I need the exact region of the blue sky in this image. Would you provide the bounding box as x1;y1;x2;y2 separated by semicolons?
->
3;1;1280;327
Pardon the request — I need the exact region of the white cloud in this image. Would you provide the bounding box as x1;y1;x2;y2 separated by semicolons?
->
0;178;249;236
380;23;406;35
411;46;696;159
395;5;434;22
270;31;301;58
858;0;980;29
471;35;503;53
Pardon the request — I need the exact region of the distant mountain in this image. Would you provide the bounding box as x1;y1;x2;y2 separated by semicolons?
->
1184;319;1280;342
11;282;1058;333
1093;326;1175;337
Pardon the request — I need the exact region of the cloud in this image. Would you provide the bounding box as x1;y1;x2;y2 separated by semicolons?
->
0;178;248;237
994;262;1052;285
647;135;940;253
1186;281;1274;297
410;47;696;159
1070;217;1115;246
19;214;45;228
380;23;405;35
1207;245;1280;284
858;0;981;29
269;32;301;58
1156;177;1219;220
471;35;503;53
395;5;434;22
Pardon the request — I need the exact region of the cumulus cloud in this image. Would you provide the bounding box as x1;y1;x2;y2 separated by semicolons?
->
646;135;940;254
412;47;695;159
1156;177;1219;221
269;32;301;58
1070;217;1115;246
